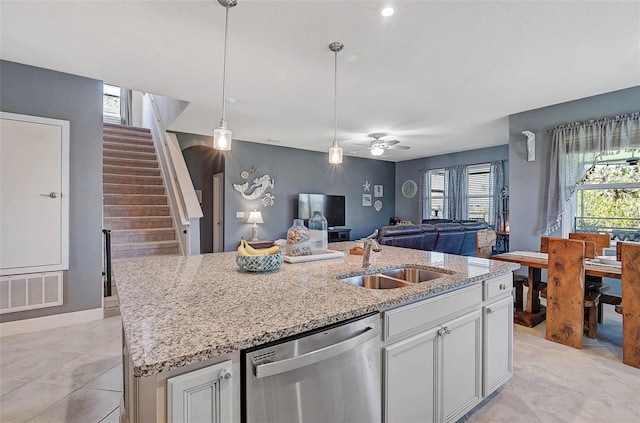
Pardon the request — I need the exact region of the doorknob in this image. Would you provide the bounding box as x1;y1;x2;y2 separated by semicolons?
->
40;192;59;198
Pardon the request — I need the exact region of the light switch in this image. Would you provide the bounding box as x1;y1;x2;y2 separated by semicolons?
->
236;211;245;218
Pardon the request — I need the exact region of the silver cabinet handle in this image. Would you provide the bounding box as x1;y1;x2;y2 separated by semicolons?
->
40;192;59;198
218;368;232;381
438;326;452;336
253;325;381;379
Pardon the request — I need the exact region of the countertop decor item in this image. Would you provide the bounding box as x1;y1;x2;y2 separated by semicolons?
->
286;219;311;256
283;249;345;263
236;251;284;272
401;179;417;198
309;210;328;254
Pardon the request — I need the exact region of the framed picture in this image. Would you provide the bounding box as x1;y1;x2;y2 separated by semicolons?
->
374;185;383;197
362;194;372;207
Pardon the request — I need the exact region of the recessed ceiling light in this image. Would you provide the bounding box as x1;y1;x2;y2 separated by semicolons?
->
381;7;395;17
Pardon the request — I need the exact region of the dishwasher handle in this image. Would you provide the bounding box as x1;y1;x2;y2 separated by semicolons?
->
253;324;381;379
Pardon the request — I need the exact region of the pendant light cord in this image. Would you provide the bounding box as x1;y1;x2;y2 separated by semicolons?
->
333;49;338;143
221;4;230;124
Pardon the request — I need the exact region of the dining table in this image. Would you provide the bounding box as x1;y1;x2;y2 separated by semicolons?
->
491;250;622;327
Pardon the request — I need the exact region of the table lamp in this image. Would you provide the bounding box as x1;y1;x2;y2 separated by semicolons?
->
247;210;264;241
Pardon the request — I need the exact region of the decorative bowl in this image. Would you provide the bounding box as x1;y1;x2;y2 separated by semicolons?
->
236;252;284;272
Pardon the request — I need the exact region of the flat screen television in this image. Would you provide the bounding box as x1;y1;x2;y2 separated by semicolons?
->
298;194;346;228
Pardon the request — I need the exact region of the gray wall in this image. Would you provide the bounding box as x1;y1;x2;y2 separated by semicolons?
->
508;86;640;252
173;132;224;253
0;61;103;322
395;145;510;223
224;141;396;251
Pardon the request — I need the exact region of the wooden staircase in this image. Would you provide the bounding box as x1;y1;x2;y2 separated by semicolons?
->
103;123;180;259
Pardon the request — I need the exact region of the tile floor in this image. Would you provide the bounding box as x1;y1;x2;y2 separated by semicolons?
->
1;305;639;423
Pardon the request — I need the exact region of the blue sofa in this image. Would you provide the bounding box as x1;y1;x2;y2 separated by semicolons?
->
377;220;492;256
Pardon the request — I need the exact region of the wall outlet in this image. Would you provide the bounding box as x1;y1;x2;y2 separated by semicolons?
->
236;211;245;218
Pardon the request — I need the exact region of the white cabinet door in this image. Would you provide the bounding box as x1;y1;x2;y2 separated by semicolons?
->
441;309;482;423
0;112;69;276
167;360;235;423
383;326;439;423
483;295;513;396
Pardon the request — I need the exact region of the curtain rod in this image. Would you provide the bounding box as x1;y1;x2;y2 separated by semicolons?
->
545;112;639;134
418;159;504;174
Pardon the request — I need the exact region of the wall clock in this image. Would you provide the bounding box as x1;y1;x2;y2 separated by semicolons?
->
401;180;417;198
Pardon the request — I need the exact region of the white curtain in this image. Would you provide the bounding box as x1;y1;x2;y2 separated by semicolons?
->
447;165;468;220
545;112;640;234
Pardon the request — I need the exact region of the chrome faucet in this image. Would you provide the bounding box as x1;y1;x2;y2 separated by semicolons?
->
362;229;382;268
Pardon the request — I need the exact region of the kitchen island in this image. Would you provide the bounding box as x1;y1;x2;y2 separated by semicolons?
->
115;242;519;422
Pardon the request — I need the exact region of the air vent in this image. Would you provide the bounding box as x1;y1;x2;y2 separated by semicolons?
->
251;350;276;365
0;271;63;314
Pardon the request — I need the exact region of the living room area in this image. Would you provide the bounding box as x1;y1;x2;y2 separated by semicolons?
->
1;1;640;422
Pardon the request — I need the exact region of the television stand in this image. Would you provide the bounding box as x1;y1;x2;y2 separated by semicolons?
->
328;228;351;243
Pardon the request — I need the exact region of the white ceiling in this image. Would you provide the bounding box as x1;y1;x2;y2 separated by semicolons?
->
1;1;639;162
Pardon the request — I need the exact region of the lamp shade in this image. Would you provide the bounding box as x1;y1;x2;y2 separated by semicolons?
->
247;210;264;224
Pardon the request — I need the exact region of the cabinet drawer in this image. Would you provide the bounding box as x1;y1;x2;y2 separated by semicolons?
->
484;273;513;301
384;284;481;341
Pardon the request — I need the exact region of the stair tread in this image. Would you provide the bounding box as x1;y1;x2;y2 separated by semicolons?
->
109;227;174;233
103;123;151;133
104;205;168;209
104;216;171;220
112;240;179;249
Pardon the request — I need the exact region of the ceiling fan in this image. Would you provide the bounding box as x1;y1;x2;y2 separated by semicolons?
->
353;133;410;157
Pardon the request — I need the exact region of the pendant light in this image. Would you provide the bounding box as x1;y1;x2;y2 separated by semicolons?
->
328;42;344;164
213;0;237;151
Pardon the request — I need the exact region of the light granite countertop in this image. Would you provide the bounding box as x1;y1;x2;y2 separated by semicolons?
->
114;243;519;377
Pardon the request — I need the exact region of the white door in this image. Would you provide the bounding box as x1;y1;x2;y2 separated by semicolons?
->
383;327;439;423
0;112;69;276
441;309;482;423
483;295;514;396
213;172;224;253
167;360;235;423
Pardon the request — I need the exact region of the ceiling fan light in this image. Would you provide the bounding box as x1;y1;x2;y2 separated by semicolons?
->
370;147;385;156
329;142;343;164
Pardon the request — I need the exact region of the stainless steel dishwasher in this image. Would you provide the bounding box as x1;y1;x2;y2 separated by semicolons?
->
243;313;381;423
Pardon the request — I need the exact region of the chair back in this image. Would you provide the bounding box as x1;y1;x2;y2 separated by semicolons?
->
621;242;640;368
546;238;586;349
616;241;640;261
542;236;596;258
569;232;610;256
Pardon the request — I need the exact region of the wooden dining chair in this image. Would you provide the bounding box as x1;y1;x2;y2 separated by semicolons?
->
545;238;600;348
619;242;640;368
569;232;611;256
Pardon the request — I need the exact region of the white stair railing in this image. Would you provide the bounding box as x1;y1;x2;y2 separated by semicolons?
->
144;94;203;255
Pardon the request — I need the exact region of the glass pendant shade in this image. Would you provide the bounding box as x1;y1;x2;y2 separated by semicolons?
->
329;142;343;164
213;125;232;151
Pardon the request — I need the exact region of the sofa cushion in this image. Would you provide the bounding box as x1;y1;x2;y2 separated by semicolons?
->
460;221;491;256
379;224;423;237
419;224;438;250
433;223;465;254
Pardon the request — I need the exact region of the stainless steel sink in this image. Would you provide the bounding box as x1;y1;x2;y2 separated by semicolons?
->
380;267;447;283
339;267;448;289
340;274;412;289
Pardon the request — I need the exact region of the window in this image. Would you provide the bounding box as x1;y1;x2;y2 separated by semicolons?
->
424;163;498;225
103;84;121;124
426;169;446;219
574;152;640;241
467;164;492;223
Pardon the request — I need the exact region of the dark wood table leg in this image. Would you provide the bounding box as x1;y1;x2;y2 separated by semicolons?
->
514;267;546;327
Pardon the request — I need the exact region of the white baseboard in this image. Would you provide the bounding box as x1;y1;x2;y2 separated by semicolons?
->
0;307;104;337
